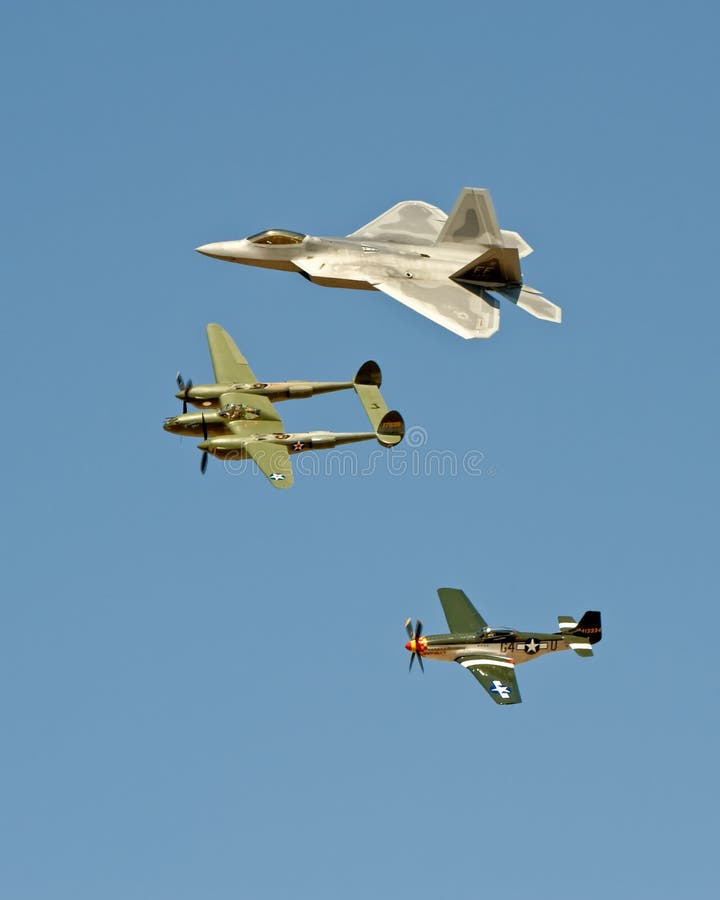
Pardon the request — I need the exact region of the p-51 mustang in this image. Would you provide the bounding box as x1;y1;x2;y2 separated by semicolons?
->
405;588;601;705
163;323;404;488
196;187;560;340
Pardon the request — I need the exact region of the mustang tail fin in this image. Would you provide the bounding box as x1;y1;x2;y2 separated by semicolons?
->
574;610;602;644
560;610;602;657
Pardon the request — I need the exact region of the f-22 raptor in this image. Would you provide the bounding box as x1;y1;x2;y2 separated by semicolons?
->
196;188;560;340
405;588;601;705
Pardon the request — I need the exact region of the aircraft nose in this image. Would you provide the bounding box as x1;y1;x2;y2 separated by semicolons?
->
163;418;177;432
195;241;245;260
405;640;415;652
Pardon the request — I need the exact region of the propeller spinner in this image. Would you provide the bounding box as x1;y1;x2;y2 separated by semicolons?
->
404;618;424;673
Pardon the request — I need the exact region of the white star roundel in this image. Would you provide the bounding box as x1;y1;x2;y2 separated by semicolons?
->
524;638;540;654
269;472;285;481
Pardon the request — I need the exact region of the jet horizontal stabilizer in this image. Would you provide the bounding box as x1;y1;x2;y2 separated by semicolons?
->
496;284;562;323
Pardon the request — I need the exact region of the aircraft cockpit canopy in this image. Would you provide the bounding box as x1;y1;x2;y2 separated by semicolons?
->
246;229;306;245
483;627;517;640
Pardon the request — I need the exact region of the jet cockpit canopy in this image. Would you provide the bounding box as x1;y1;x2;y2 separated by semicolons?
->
246;229;306;245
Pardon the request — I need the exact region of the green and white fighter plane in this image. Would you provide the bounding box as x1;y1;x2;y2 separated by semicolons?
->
405;588;601;705
196;187;560;340
163;324;404;488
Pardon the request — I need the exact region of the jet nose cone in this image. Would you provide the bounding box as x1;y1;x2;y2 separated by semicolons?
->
195;240;245;261
195;242;220;257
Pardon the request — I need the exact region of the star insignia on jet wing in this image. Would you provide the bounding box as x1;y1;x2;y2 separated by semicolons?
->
490;680;512;700
524;638;540;654
269;472;285;481
293;441;304;451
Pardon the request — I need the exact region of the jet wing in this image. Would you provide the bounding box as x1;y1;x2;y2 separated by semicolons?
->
244;440;294;489
347;200;447;246
371;278;500;339
438;588;488;634
456;655;521;705
206;323;258;383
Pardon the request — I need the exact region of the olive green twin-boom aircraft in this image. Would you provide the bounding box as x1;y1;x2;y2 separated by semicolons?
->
405;588;602;704
163;324;405;488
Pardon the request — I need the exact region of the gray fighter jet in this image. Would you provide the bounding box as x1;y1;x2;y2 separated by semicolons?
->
196;188;560;339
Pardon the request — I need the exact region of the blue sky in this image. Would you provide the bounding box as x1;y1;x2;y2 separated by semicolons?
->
1;1;719;897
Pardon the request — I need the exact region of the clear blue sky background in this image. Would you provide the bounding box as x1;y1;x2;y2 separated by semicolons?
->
2;2;718;897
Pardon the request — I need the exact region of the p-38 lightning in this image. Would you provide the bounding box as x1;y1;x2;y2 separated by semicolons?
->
405;588;601;705
196;187;560;340
163;324;404;488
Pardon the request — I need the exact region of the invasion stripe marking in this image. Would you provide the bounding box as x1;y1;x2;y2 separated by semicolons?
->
460;658;514;669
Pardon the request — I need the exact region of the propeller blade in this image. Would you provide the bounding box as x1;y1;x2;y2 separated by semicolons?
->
417;654;424;673
201;413;208;441
178;375;193;413
200;451;208;474
416;619;423;640
405;618;414;640
409;652;415;672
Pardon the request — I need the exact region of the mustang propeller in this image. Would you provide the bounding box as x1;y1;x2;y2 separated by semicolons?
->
405;618;424;673
200;414;209;474
176;372;193;414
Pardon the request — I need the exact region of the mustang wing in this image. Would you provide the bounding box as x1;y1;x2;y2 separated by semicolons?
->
244;440;294;489
456;655;521;706
437;588;488;634
372;277;500;339
206;323;259;383
347;200;447;245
